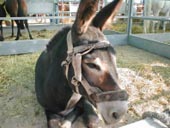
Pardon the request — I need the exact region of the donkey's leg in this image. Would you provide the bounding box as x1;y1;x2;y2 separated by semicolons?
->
45;110;63;128
163;11;170;32
24;20;33;39
156;21;161;32
152;9;161;33
45;106;82;128
163;21;166;32
15;20;21;40
61;105;83;128
11;20;15;37
143;20;150;33
151;20;156;33
0;22;4;41
82;98;103;128
0;22;3;35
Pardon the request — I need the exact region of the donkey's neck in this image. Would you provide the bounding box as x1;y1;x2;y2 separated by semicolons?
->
47;26;71;61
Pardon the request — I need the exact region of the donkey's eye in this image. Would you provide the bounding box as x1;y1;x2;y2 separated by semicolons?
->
86;63;100;70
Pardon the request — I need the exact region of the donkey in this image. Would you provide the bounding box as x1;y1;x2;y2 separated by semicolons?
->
5;0;33;40
0;2;6;41
35;0;128;128
144;0;170;33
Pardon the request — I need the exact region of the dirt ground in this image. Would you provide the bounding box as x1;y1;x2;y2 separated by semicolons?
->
0;29;170;128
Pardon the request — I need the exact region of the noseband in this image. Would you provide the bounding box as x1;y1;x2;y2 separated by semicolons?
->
62;31;128;109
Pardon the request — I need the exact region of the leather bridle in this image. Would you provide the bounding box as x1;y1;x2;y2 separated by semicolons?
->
61;31;128;110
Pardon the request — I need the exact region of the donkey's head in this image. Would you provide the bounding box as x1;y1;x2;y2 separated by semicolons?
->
65;0;128;124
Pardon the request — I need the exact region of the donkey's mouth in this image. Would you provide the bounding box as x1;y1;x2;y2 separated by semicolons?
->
96;100;128;124
90;90;129;124
94;90;128;124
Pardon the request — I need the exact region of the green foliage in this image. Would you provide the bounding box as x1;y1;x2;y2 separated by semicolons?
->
111;23;144;34
132;25;143;34
112;23;127;33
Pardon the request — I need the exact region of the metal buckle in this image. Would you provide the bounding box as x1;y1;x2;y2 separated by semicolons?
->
71;76;81;93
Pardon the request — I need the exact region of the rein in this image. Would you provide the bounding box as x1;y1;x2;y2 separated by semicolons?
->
61;31;128;110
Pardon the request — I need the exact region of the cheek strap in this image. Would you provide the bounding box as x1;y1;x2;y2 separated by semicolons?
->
72;53;82;82
71;53;100;95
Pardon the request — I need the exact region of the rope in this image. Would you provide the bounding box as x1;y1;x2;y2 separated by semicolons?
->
142;108;170;127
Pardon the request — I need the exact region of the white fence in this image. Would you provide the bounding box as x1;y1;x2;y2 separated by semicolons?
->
27;2;54;14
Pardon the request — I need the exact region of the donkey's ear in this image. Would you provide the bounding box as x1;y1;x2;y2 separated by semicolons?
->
72;0;99;35
92;0;123;31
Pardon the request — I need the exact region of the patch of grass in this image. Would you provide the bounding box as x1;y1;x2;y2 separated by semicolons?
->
111;23;144;34
4;29;57;41
164;41;170;45
0;53;46;127
132;25;143;34
115;45;170;86
112;23;127;33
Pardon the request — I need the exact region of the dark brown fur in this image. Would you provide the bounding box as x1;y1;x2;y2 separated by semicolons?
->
5;0;33;40
0;2;6;41
35;0;125;128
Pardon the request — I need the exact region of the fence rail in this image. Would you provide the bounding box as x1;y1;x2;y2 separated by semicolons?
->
132;16;170;21
0;16;128;21
0;0;170;59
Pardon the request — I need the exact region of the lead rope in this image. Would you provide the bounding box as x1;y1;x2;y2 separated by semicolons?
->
142;109;170;127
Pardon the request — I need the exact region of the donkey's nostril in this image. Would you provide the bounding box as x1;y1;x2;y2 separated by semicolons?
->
112;112;119;120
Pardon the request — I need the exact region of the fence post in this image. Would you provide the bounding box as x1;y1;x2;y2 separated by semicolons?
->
127;0;133;36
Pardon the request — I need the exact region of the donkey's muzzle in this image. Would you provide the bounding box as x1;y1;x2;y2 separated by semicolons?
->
94;90;129;124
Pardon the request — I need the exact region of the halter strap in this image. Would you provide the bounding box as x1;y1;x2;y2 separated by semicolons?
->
65;30;111;94
66;30;73;54
60;30;128;114
61;30;118;110
60;31;81;113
